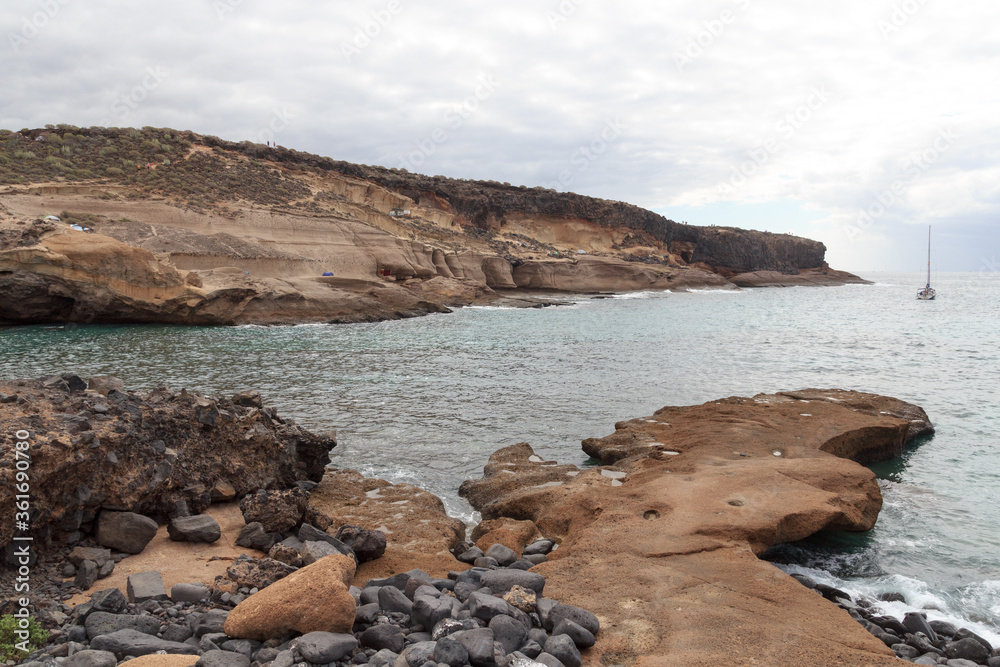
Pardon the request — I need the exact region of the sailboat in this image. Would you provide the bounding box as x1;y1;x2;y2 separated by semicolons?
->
917;225;936;300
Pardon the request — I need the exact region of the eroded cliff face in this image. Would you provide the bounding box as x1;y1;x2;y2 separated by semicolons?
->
0;126;868;326
210;135;830;274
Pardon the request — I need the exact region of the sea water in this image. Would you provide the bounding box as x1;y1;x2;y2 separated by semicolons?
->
1;271;997;642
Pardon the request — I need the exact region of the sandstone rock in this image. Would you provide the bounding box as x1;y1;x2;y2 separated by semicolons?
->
472;518;541;554
117;658;200;667
308;469;466;583
231;391;262;408
303;504;334;531
459;390;929;666
224;554;356;640
167;515;221;543
96;511;158;554
210;480;236;502
239;488;308;533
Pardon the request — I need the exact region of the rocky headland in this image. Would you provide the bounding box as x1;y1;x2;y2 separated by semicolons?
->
0;126;868;326
6;376;993;667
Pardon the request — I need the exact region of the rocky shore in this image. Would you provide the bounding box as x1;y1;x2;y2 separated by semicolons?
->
5;376;992;666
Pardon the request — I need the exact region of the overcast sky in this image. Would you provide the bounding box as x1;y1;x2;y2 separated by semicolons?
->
2;0;997;272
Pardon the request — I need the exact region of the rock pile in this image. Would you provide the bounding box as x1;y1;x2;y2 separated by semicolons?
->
16;540;598;667
791;575;1000;667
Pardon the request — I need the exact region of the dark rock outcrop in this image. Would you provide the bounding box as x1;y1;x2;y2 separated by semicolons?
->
0;376;334;551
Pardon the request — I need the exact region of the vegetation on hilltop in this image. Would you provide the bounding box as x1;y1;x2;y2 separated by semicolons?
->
0;126;308;211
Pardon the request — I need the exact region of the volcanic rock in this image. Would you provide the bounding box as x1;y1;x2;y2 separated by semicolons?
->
239;488;308;534
167;514;222;543
0;376;335;551
96;512;158;554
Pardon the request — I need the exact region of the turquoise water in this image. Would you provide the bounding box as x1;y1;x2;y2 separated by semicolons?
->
1;272;998;640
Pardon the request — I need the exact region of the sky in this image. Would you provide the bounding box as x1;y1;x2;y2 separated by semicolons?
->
1;0;998;273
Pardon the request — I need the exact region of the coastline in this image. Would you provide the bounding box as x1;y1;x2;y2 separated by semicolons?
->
7;376;997;666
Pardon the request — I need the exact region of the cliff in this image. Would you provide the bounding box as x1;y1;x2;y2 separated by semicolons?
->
0;126;867;326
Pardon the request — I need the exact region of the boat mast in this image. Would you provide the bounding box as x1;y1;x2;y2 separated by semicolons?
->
927;225;932;286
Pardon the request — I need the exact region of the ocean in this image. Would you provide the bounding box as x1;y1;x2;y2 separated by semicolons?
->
1;271;997;643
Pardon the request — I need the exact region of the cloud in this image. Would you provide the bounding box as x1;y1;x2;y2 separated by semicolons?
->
1;0;997;270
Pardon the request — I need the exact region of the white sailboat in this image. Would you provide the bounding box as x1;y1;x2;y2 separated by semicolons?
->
917;225;936;300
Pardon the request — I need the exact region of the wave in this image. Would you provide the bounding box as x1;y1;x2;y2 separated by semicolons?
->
776;564;1000;645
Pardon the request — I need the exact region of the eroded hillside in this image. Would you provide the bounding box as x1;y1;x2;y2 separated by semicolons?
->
0;125;866;326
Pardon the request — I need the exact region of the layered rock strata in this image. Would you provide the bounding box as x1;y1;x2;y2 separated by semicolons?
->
460;389;933;666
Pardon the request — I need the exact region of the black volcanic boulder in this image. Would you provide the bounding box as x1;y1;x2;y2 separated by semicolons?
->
240;488;309;533
334;525;387;563
96;511;158;554
168;514;222;543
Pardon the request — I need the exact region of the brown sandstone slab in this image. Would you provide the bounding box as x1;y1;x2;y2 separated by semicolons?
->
308;469;468;584
461;390;929;666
